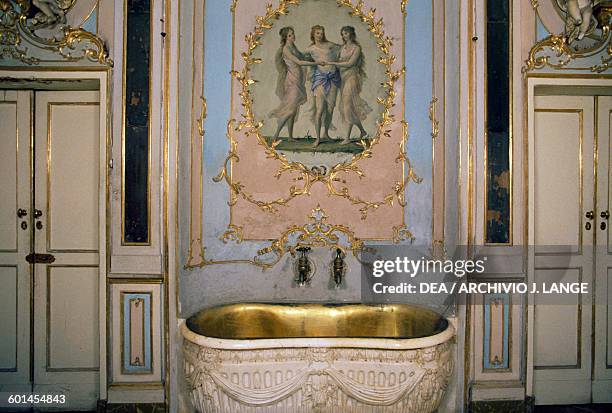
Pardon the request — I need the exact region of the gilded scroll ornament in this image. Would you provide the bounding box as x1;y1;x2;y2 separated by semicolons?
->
429;97;439;141
523;34;574;72
220;224;244;244
391;224;415;244
255;205;365;265
522;32;611;73
216;116;421;219
0;0;111;65
187;206;365;270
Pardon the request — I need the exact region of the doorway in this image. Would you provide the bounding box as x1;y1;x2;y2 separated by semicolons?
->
0;88;102;410
530;92;612;405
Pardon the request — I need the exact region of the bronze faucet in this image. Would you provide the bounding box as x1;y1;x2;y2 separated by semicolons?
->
331;248;346;288
295;247;313;287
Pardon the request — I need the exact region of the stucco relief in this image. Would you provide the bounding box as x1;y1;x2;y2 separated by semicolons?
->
0;0;110;65
524;0;611;73
183;340;454;413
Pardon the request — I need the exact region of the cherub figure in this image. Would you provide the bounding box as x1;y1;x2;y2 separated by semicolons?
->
562;0;600;43
29;0;68;27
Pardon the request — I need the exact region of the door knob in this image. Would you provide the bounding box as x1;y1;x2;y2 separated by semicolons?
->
17;208;28;218
586;210;594;220
602;210;610;220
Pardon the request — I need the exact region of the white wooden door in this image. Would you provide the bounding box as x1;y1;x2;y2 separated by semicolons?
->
32;91;101;409
532;95;595;404
594;96;612;403
0;90;101;409
0;90;32;393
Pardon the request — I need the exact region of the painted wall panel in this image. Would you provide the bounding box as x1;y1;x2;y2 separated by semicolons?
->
110;281;162;384
483;294;510;370
122;292;152;373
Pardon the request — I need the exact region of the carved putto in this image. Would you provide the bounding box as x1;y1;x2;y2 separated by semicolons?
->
27;0;73;29
557;0;602;43
0;0;73;32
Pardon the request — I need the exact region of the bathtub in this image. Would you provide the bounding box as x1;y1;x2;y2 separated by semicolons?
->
181;303;455;413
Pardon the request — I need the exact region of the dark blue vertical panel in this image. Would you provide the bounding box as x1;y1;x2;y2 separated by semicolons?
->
124;0;151;244
486;0;510;244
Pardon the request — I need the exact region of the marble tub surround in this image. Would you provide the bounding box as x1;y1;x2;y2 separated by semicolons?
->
181;303;455;412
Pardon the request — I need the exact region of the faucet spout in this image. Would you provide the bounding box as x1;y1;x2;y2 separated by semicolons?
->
294;247;313;287
332;248;345;288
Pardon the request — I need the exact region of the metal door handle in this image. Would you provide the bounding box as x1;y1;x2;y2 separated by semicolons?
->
17;208;28;218
602;210;610;220
25;253;55;264
586;210;594;220
33;209;42;218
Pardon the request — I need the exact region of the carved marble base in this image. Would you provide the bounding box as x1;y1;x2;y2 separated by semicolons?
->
182;325;454;413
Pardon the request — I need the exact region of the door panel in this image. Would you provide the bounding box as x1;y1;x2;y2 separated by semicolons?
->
0;91;31;391
33;91;100;410
533;96;595;405
533;108;583;252
534;268;582;368
47;266;99;370
0;99;19;252
0;266;18;370
594;96;612;402
45;102;100;252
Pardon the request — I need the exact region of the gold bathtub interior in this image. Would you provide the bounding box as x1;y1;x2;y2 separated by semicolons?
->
186;303;448;340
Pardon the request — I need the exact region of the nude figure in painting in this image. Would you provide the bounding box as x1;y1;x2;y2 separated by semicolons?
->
270;27;321;142
303;25;341;148
324;26;372;144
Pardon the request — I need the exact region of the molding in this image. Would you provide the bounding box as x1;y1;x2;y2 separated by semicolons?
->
99;402;165;413
469;397;534;413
